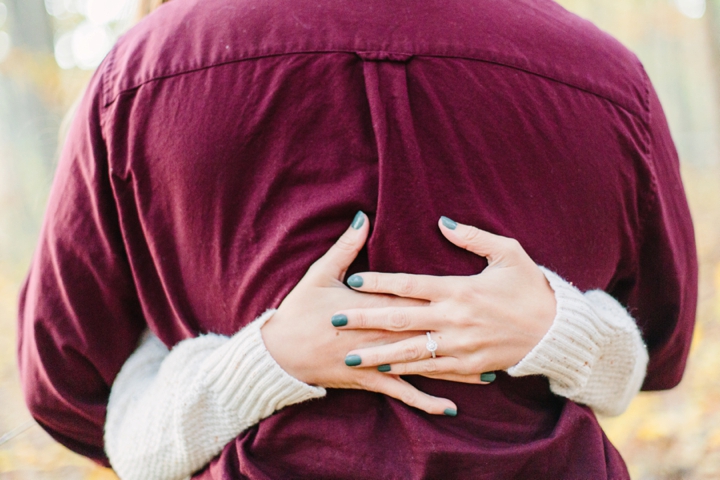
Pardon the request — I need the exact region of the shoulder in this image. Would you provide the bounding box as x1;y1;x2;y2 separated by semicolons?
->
98;0;649;117
476;0;649;118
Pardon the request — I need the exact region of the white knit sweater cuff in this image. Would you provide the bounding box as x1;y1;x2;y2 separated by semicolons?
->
202;309;326;419
507;268;611;396
105;310;327;480
506;268;648;416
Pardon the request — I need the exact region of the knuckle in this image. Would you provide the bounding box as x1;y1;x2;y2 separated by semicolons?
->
354;310;370;329
335;234;358;253
421;360;439;374
389;309;410;330
464;226;482;243
365;274;380;291
455;284;478;305
399;389;420;407
363;353;379;366
396;275;416;297
455;334;477;352
454;313;474;329
391;364;407;375
401;344;421;362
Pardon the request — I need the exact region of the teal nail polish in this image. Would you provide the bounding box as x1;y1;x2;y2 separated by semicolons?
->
345;354;362;366
440;216;458;230
351;211;365;229
480;372;497;383
347;274;364;288
444;408;458;417
377;364;391;372
331;314;348;327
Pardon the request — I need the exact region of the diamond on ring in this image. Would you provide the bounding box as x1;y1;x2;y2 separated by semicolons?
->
426;332;438;358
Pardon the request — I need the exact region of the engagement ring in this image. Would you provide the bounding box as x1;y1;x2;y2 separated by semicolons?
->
425;332;438;358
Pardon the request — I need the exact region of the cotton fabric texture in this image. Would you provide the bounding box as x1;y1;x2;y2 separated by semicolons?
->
18;0;697;478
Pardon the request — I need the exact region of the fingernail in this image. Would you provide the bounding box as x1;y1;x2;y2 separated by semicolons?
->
480;372;497;383
377;364;391;372
331;314;348;327
443;408;458;417
351;211;365;229
440;216;457;230
347;274;364;288
345;354;362;366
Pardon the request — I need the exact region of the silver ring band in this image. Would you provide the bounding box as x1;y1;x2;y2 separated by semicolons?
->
425;332;438;358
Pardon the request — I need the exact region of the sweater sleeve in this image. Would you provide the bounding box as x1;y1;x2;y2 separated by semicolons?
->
105;268;647;480
104;309;326;480
507;267;648;417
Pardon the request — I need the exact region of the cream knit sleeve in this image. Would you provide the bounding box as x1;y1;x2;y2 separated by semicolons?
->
105;270;647;480
104;310;326;480
507;267;649;417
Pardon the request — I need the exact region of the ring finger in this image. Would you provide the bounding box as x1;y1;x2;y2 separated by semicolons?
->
345;333;443;367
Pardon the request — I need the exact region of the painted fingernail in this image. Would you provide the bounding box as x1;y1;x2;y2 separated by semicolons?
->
377;364;391;372
480;372;497;383
331;314;348;327
440;216;457;230
351;211;365;229
347;274;364;288
345;354;362;366
443;408;458;417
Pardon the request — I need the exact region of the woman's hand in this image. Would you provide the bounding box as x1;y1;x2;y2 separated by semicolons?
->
261;212;459;415
333;217;557;383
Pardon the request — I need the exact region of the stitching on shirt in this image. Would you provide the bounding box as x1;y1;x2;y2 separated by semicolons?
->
102;49;646;119
636;68;660;259
99;47;118;132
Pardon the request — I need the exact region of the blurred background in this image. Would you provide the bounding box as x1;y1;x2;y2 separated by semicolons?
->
0;0;719;478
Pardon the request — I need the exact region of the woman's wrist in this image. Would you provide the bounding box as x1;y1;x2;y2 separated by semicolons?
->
507;268;602;390
260;306;315;385
105;310;326;480
507;267;648;415
206;310;326;414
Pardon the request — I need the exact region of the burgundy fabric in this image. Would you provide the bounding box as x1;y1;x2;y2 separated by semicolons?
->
18;0;697;477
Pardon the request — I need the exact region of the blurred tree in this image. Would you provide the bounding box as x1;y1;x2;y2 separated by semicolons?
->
4;0;52;53
0;0;60;270
708;0;720;114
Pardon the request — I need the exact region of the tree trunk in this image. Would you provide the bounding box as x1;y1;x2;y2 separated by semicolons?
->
5;0;53;53
705;0;720;160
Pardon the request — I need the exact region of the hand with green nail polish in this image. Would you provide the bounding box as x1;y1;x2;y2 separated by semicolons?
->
260;212;459;416
338;218;556;385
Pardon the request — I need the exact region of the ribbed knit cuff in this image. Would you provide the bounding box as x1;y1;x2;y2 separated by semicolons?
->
202;310;326;421
507;268;610;397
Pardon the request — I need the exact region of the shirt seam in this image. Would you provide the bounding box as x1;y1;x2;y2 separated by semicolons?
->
636;67;659;262
100;46;118;131
101;49;646;119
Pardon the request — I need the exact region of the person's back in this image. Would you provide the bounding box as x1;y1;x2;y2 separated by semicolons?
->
19;0;696;477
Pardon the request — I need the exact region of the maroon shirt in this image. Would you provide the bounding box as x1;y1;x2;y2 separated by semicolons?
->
18;0;697;477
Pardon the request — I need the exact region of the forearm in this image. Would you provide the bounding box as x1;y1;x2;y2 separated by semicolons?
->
508;268;648;417
104;310;326;480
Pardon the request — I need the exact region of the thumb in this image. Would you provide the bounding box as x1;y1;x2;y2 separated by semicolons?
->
437;216;521;266
309;211;369;281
